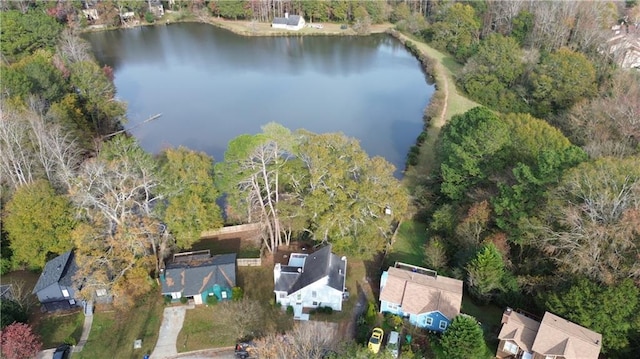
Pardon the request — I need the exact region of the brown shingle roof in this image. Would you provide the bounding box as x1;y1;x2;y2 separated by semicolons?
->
531;312;602;359
379;267;463;319
497;310;540;352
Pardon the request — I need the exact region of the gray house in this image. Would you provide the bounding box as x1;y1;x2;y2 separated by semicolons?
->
160;250;236;305
32;251;81;311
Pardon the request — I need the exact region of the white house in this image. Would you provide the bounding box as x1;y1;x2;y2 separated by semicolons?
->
272;12;305;31
273;245;347;320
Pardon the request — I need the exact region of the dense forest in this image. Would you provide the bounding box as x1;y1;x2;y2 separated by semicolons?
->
1;0;640;358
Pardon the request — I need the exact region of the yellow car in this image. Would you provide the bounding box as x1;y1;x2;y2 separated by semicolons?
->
368;327;384;354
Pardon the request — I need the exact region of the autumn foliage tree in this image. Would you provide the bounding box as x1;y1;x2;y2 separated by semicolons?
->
0;322;42;359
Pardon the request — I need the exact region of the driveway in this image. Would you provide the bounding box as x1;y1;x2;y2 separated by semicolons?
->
150;306;187;359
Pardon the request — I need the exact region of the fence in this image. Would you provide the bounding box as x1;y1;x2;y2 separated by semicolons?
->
201;223;262;239
237;258;262;267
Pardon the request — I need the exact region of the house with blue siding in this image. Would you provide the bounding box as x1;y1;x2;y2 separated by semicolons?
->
160;250;236;305
379;263;463;332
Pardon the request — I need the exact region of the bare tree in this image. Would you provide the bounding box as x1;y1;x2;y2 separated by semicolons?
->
253;321;339;359
0;105;38;188
57;29;93;63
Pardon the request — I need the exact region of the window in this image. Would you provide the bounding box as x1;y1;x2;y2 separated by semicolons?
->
425;317;433;326
61;289;69;298
312;301;318;306
312;291;317;298
221;291;227;299
503;341;519;354
388;303;398;311
96;289;107;297
279;293;285;298
439;320;448;330
69;299;76;305
171;292;181;299
545;356;555;359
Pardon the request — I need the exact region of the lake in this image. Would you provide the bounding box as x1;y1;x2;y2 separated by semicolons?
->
84;23;433;176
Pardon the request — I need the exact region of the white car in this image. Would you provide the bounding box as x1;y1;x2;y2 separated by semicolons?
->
387;331;400;358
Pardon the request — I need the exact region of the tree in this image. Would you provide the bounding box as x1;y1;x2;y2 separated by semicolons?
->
158;147;223;249
535;157;640;284
529;47;597;117
423;236;448;271
216;123;296;253
3;179;76;269
0;322;42;359
466;243;505;303
458;34;526;113
425;3;481;62
0;10;62;63
296;131;409;259
545;278;640;354
215;299;265;342
70;135;167;307
438;315;488;359
0;300;28;329
438;107;509;200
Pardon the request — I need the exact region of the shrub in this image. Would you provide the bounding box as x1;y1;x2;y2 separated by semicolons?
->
384;313;403;330
206;295;218;305
144;11;155;23
286;305;294;315
364;301;378;325
163;295;172;305
232;287;244;301
179;296;188;304
63;336;77;346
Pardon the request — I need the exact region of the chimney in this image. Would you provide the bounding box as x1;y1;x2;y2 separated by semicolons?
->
501;307;513;325
285;12;289;19
274;263;281;282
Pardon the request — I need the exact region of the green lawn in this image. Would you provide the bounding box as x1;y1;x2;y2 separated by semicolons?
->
36;311;83;348
385;220;428;267
74;291;163;359
177;306;235;351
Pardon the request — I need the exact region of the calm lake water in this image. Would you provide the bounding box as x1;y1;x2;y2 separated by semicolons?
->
84;23;433;175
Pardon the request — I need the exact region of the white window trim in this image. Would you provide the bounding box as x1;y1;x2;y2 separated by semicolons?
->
439;320;448;330
425;317;434;326
503;341;519;354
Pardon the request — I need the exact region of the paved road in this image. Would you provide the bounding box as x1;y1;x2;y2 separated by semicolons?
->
167;348;236;359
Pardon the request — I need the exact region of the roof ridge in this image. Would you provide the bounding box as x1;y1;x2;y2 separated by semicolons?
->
544;313;601;345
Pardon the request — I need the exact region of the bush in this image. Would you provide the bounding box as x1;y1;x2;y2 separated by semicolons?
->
144;11;155;23
163;295;172;305
63;336;77;346
364;301;378;325
384;313;404;330
0;258;11;275
286;305;294;315
232;287;244;301
179;296;188;304
206;295;218;305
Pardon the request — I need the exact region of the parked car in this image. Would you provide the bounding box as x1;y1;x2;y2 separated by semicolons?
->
235;342;257;359
52;344;71;359
387;331;400;358
368;327;384;354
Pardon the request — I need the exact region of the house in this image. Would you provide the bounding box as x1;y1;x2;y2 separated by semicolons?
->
497;308;602;359
160;250;236;305
32;251;82;312
605;23;640;69
273;244;347;320
272;12;305;31
379;263;463;332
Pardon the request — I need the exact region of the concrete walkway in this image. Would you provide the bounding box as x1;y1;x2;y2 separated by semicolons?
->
72;311;94;352
150;306;190;359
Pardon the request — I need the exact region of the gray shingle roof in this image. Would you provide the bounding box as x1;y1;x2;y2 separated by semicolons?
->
161;253;236;297
32;251;77;294
272;15;302;26
274;245;346;294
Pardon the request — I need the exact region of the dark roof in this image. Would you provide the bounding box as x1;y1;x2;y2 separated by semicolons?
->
274;245;346;294
0;284;13;300
32;251;78;294
161;252;236;297
272;15;302;26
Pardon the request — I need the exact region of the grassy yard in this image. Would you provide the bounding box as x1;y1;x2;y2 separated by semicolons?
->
74;291;163;359
35;310;83;348
461;294;503;353
385;220;428;268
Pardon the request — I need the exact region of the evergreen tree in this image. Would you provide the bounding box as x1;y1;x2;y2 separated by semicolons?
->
439;315;488;359
466;243;505;303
